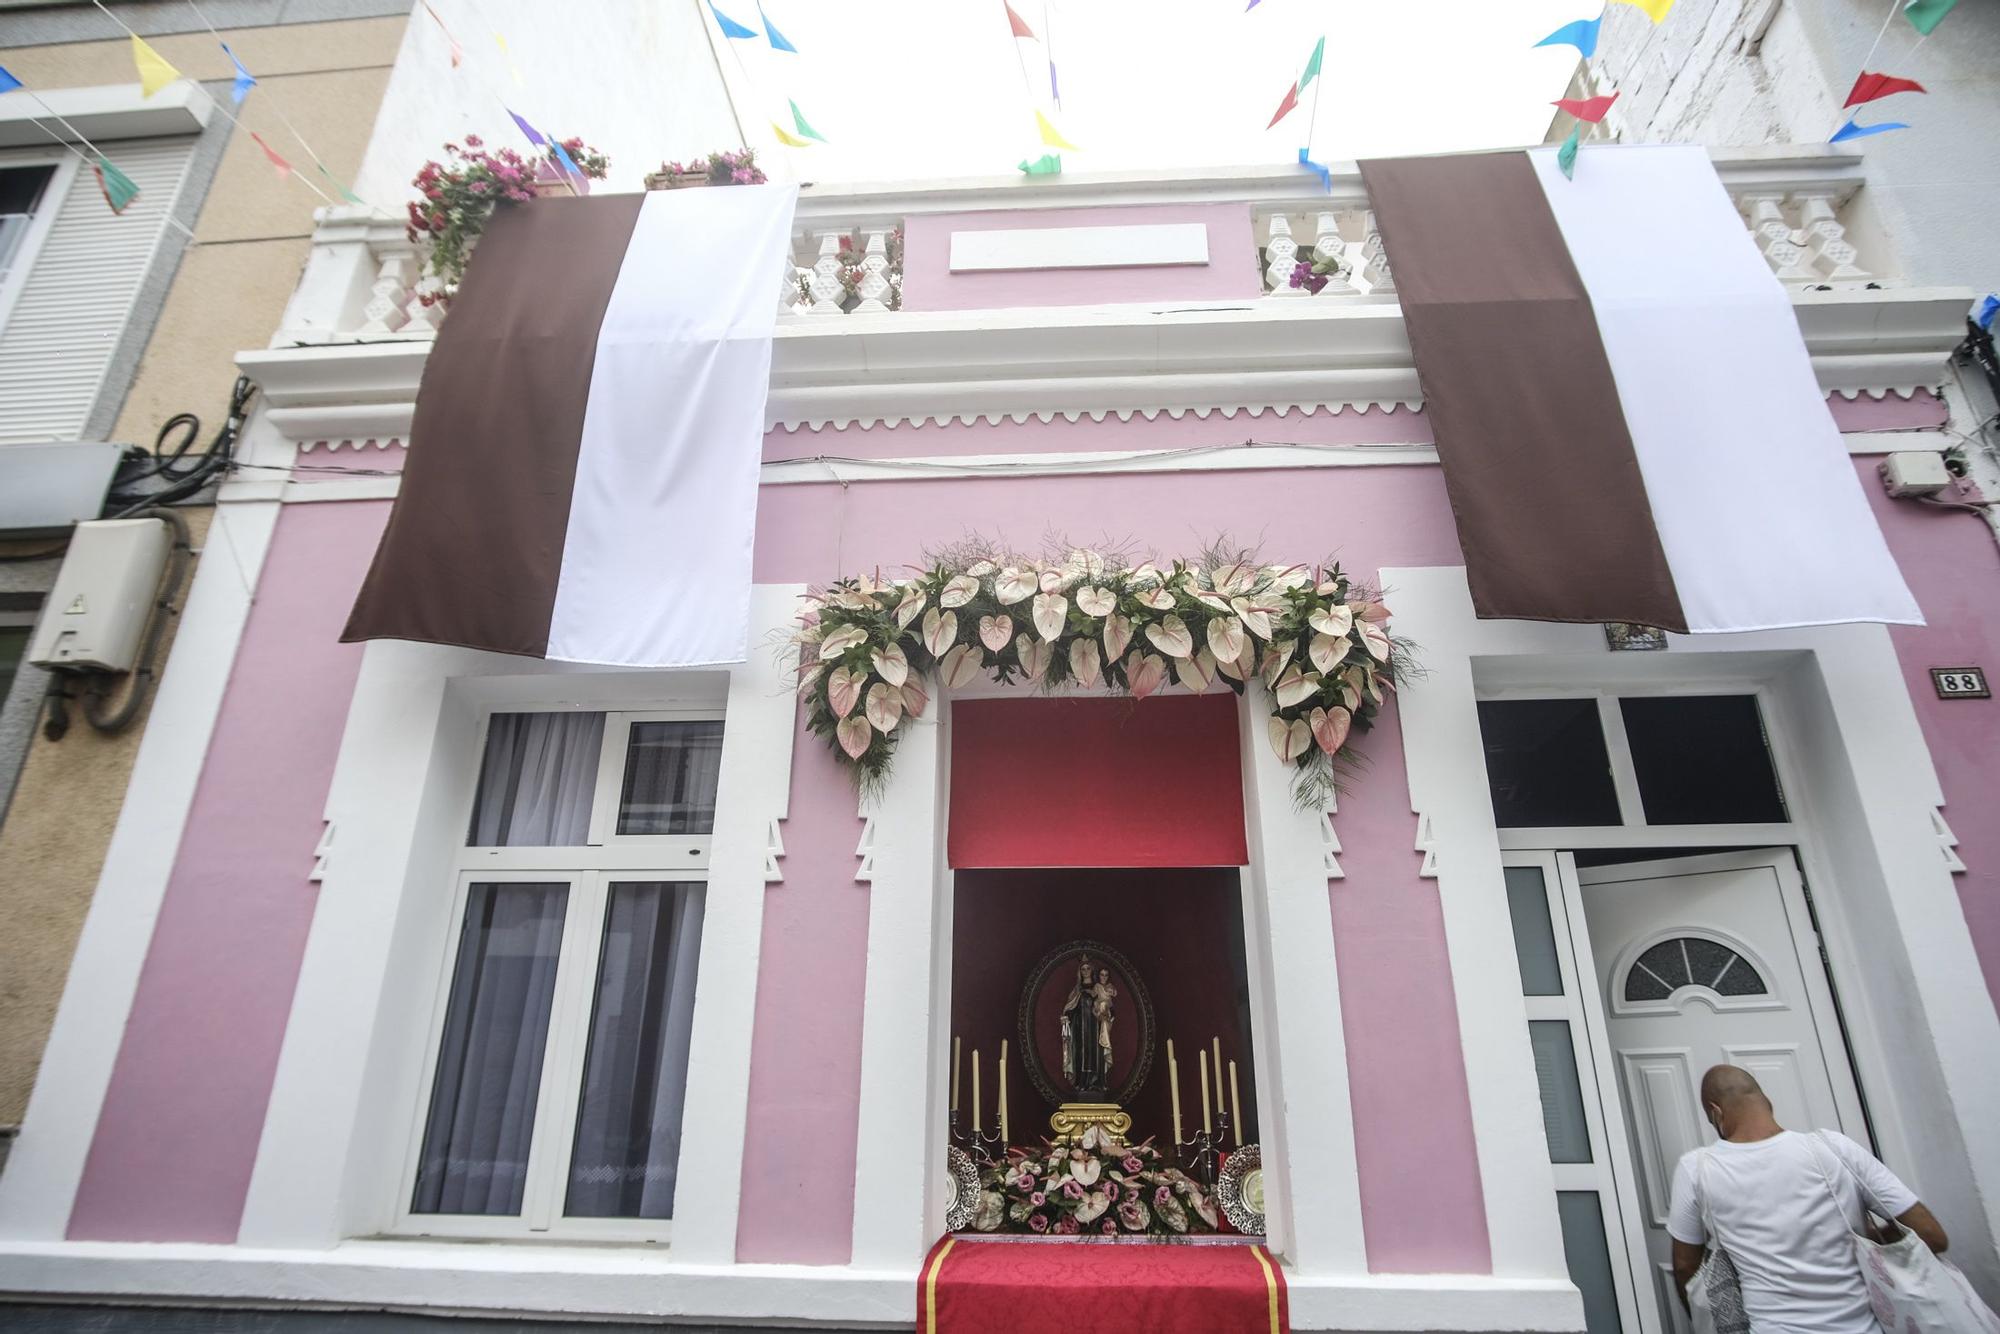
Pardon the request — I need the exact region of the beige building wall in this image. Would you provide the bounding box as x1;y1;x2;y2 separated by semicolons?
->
0;11;406;1132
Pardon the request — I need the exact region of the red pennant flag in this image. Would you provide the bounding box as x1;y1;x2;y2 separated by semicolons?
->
1551;92;1620;123
250;131;294;180
1844;71;1926;107
1003;2;1036;38
1267;81;1300;129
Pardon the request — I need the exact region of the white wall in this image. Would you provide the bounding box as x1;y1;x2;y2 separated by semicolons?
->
353;0;746;202
1576;0;2000;295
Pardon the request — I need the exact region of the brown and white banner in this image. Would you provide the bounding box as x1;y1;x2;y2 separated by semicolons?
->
344;182;800;665
1360;144;1920;634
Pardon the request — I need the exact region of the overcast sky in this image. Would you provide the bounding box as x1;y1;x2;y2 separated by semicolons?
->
720;0;1595;181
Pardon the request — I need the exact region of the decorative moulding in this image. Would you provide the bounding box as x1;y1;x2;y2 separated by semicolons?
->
854;808;877;884
765;816;786;883
1320;790;1344;879
1931;808;1966;874
767;401;1423;434
1413;810;1439;878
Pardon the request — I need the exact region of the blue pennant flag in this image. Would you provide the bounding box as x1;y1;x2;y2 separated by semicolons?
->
220;42;256;105
1974;294;1998;331
709;2;758;39
0;64;21;94
507;108;546;147
1535;16;1602;58
552;137;589;194
758;3;796;50
1298;147;1333;192
1830;117;1910;143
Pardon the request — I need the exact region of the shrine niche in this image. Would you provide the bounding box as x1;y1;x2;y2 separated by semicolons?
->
1018;939;1155;1145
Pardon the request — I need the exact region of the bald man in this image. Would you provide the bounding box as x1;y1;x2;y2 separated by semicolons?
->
1668;1064;1947;1334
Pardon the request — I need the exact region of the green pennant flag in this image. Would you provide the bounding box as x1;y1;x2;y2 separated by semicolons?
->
94;159;140;214
1556;125;1582;180
1903;0;1958;34
1018;153;1062;175
790;98;827;143
1300;35;1325;89
316;163;363;205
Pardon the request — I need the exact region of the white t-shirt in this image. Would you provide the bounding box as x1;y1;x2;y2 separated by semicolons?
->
1667;1129;1918;1334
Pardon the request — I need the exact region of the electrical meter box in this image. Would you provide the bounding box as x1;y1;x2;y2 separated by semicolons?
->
27;517;172;672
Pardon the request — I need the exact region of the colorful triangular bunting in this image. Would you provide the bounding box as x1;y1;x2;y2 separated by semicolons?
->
1018;153;1062;176
709;2;758;39
1267;81;1300;129
0;65;20;94
1556;125;1583;180
759;3;797;50
789;99;826;143
130;34;181;99
221;42;257;105
94;159;140;214
1004;2;1036;40
250;131;293;180
1553;92;1620;123
1614;0;1674;21
771;121;811;148
1830;117;1910;143
1035;110;1077;151
1845;72;1926;107
1904;0;1959;36
1300;36;1324;90
1535;16;1602;58
1298;148;1333;192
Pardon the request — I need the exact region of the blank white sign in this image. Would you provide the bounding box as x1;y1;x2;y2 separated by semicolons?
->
948;221;1210;273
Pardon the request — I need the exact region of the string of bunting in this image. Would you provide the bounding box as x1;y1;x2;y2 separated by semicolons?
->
419;0;594;196
1002;2;1075;176
708;2;832;154
1827;0;1955;143
1532;1;1674;180
0;61;175;224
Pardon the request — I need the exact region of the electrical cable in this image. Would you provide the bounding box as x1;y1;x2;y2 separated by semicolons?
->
105;376;255;515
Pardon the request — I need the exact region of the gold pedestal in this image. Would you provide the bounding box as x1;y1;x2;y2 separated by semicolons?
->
1049;1102;1132;1147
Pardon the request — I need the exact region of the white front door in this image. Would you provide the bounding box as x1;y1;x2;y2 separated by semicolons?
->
1577;849;1867;1333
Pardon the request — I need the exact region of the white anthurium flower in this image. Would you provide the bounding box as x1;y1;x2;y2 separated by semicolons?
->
966;559;998;577
1206;615;1245;665
1192;590;1233;614
818;625;867;661
922;607;959;657
1069;637;1102;688
827;587;876;610
1216;643;1248;681
1076;586;1116;618
939;643;982;689
1268;714;1312;763
1362;668;1384;704
1230;596;1278;640
1128;561;1163;587
865;683;904;734
939;574;979;608
1309;633;1350;675
1032;592;1068;641
1134;586;1176;612
1015;634;1053;682
1074;548;1107;580
1039;566;1066;594
1315;577;1341;596
1103;613;1134;661
979;614;1014;652
1273;664;1321;708
870;643;909;687
1259;640;1297;691
1269;564;1312;591
796;661;824;695
1075;1190;1110;1225
827;666;865;718
1309;604;1355;638
1176;648;1218;694
1357;600;1392;623
836;714;873;759
1073;1155;1103;1187
1340;681;1360;710
1211;561;1257;597
995;567;1037;605
1310;705;1353;756
1359;620;1392;663
900;677;930;718
1127;652;1168;699
1144;614;1194;659
894;586;928;630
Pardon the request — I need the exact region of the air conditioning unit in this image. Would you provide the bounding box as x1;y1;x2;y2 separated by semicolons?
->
27;518;172;673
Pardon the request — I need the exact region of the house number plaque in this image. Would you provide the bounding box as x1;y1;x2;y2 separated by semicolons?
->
1930;667;1990;699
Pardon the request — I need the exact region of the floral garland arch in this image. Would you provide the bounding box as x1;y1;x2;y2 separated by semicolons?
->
794;549;1399;802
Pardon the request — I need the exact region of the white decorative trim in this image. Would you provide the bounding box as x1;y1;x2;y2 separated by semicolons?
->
764;816;786;883
949;221;1209;272
770;401;1421;433
1320;789;1344;879
0;81;210;148
309;822;334;884
853;805;877;883
764;443;1438;485
1414;810;1439;878
1933;808;1967;873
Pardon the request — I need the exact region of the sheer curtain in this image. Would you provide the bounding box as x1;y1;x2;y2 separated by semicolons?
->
563;882;705;1219
617;720;724;835
411;882;567;1215
468;712;605;846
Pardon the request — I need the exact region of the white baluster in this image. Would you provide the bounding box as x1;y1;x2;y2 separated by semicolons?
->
852;228;895;314
806;231;847;316
1263;214;1307;297
1741;193;1813;282
355;253;415;335
1311;210;1357;297
402;276;445;335
1360;210;1394;295
1797;194;1869;283
780;245;805;315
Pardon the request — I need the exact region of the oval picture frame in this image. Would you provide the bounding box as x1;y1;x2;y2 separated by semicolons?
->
1016;938;1156;1110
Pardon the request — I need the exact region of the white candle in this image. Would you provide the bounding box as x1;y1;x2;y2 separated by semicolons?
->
1200;1049;1212;1137
1229;1061;1243;1145
973;1050;982;1133
951;1036;961;1112
1212;1037;1223;1104
999;1040;1010;1144
1168;1039;1183;1143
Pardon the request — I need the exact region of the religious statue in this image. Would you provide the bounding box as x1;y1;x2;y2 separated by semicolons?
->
1060;956;1117;1095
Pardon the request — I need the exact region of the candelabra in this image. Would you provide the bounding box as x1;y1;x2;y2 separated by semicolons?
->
1175;1109;1233;1190
949;1108;1008;1166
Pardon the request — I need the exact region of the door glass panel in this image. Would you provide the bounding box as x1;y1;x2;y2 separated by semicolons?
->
1505;866;1564;996
1619;695;1787;825
413;882;569;1215
565;882;706;1219
467;712;605;846
1477;699;1622;827
617;720;725;835
1558;1191;1625;1333
1529;1020;1593;1163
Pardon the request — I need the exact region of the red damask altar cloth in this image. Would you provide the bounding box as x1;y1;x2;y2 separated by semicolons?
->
920;1236;1288;1334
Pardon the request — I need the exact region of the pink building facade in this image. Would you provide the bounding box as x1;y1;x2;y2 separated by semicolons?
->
0;149;1996;1334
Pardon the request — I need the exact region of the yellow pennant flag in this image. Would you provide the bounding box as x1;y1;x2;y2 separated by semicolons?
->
1035;110;1079;152
130;34;182;98
1614;0;1674;21
771;121;812;148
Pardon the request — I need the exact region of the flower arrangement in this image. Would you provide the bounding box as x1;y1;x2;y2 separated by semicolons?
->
406;135;610;302
974;1127;1219;1236
1289;250;1352;294
791;546;1401;805
646;147;766;188
795;227;906;312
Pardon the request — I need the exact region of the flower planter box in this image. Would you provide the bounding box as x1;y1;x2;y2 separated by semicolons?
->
644;167;712;190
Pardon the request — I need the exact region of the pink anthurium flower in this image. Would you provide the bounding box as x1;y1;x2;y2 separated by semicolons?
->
1103;613;1134;661
865;682;903;733
1076;586;1116;618
827;665;864;718
922;607;959;657
1144;614;1194;659
894;586;927;629
939;574;979;608
1016;634;1053;682
1206;615;1245;664
1268;714;1311;763
1039;566;1067;594
1310;704;1353;755
1359;620;1392;662
1357;601;1392;622
1176;648;1217;694
818;625;866;661
900;677;929;718
1127;652;1168;699
836;713;873;759
870;643;909;687
995;568;1036;605
1309;604;1354;638
1032;592;1068;641
979;614;1014;652
1309;632;1349;675
1069;637;1102;688
939;643;982;689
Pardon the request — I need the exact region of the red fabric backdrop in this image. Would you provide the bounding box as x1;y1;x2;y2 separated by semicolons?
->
947;695;1248;869
921;1237;1288;1334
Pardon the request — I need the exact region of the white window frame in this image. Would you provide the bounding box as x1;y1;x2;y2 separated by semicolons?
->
392;705;724;1244
0;149;77;339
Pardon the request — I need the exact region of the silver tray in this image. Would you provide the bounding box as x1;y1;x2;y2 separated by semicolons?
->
1216;1143;1266;1236
944;1145;981;1232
